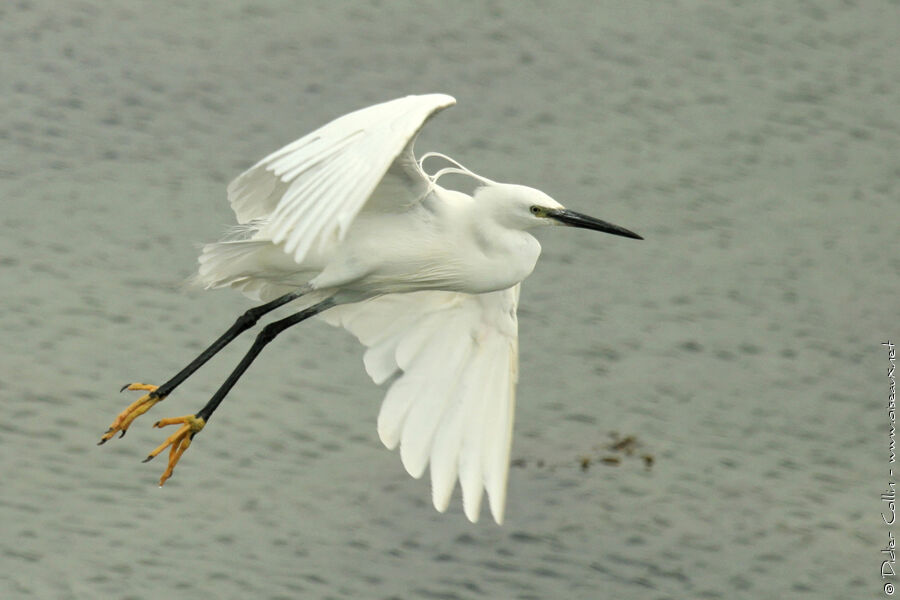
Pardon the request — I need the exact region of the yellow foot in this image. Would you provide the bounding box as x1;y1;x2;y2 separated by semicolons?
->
143;414;206;486
98;383;166;444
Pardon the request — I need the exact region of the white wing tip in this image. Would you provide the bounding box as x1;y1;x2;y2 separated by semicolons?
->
489;495;507;525
433;492;451;514
463;492;483;523
400;443;428;480
377;423;400;451
429;93;456;107
408;92;456;106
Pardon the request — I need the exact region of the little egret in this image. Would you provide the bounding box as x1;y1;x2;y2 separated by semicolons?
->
99;93;642;524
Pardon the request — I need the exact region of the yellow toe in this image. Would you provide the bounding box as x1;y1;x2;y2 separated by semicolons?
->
143;415;206;486
99;384;165;444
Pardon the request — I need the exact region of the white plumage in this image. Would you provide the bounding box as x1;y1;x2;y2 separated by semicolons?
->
189;93;642;523
322;287;519;523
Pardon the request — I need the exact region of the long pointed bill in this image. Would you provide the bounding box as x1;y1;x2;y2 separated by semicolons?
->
547;208;643;240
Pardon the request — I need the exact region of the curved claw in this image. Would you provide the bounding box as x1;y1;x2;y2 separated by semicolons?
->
143;414;206;486
99;383;166;445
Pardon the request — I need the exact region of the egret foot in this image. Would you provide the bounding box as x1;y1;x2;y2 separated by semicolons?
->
98;383;166;444
143;414;206;486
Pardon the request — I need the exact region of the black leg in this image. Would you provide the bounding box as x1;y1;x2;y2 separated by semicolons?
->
141;289;307;400
130;298;336;485
98;288;312;445
194;298;335;424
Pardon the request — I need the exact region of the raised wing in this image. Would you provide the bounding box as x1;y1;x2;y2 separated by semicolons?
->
320;286;521;524
226;93;456;264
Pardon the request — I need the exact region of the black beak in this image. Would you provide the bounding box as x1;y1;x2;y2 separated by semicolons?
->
547;209;643;240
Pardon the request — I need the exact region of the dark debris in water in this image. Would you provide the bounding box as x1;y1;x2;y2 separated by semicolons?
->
511;431;654;472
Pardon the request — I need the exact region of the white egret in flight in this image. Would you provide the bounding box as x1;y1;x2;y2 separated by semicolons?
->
99;93;642;524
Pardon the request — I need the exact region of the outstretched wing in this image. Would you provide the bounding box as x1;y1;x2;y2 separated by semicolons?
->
226;93;456;264
320;286;521;524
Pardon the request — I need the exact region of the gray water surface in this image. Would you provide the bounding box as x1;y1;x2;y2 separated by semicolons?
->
0;1;890;598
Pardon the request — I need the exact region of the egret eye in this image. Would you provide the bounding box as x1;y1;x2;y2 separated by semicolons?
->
530;205;543;216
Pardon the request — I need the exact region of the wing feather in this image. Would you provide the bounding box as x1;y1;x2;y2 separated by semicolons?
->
319;285;520;523
457;344;491;522
227;94;456;265
399;330;472;478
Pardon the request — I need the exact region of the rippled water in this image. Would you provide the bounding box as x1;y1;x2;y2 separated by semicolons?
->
0;1;890;598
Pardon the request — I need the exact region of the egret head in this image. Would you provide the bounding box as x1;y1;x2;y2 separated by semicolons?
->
475;183;643;240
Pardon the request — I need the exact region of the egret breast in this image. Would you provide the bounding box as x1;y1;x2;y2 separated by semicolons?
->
459;232;542;294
